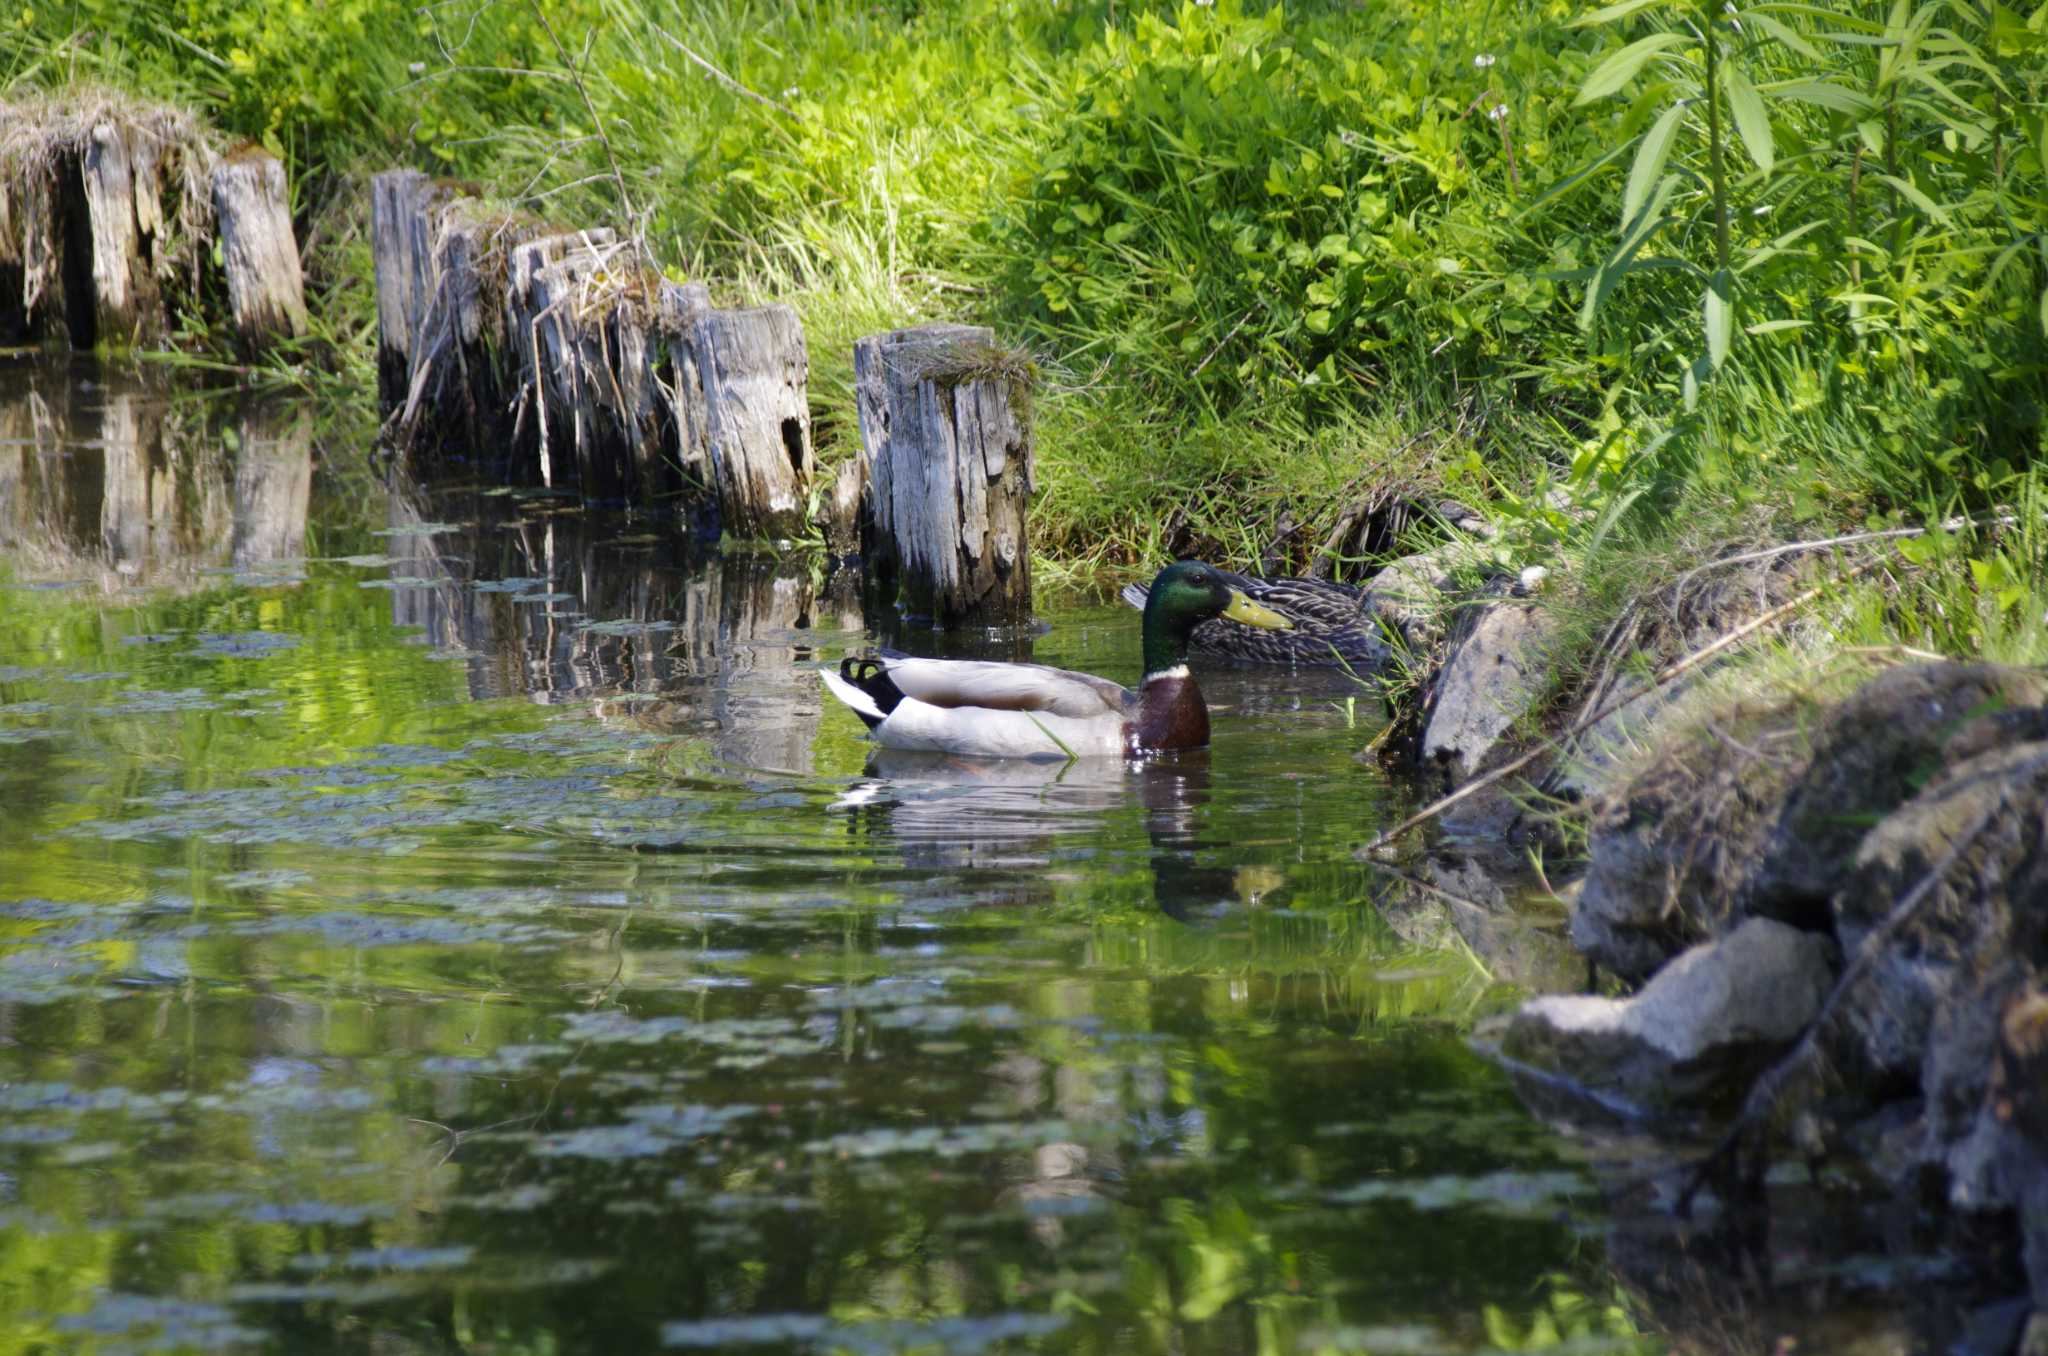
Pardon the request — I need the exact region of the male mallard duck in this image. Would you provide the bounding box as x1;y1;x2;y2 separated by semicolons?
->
1119;574;1386;668
822;560;1291;758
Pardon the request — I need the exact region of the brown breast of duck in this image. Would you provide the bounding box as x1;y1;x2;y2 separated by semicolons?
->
1125;667;1209;755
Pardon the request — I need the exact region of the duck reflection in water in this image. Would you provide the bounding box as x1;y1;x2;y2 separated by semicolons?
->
834;749;1270;920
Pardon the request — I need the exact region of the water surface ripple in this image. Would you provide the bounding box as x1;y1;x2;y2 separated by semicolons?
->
0;362;1638;1354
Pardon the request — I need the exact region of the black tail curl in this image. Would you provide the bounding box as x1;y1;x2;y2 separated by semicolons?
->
839;655;906;728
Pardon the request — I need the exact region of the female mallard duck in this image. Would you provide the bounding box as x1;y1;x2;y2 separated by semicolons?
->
822;560;1291;758
1118;573;1385;668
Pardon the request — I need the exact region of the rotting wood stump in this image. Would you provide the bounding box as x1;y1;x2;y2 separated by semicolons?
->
0;97;304;355
854;324;1035;628
211;148;308;353
368;169;815;537
693;304;814;541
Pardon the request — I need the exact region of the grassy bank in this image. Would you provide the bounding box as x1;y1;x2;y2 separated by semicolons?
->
9;0;2048;654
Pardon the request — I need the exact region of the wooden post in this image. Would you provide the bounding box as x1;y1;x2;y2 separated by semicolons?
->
18;155;81;348
394;199;544;458
211;148;308;353
372;171;434;406
82;124;165;348
854;324;1034;628
505;229;618;493
693;304;813;540
660;281;713;487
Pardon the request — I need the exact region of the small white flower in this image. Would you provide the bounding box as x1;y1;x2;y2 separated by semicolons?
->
408;62;426;75
781;86;801;99
1473;52;1496;68
1489;103;1509;123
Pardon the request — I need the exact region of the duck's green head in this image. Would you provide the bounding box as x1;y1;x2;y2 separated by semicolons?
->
1140;560;1292;675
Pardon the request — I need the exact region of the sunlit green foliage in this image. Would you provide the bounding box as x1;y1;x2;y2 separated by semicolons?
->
11;0;2046;595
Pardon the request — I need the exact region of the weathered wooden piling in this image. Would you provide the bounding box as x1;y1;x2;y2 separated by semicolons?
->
368;169;817;536
854;324;1035;628
370;170;452;408
211;148;308;352
1;97;304;355
694;304;814;540
80;122;165;348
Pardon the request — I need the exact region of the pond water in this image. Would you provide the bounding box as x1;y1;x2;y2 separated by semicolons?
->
0;360;1649;1354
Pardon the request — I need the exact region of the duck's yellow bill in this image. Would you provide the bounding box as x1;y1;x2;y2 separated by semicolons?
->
1223;590;1293;630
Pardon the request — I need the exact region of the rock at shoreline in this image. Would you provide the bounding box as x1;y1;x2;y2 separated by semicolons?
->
1570;695;1810;980
1420;599;1561;787
1745;662;2048;919
1995;990;2048;1315
1565;661;2048;984
1500;918;1835;1113
1360;540;1478;657
1826;736;2048;1092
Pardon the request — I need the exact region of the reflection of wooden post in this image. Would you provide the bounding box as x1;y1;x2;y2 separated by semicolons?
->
854;324;1034;628
98;391;153;573
695;305;813;540
232;404;313;567
0;398;26;552
210;148;308;352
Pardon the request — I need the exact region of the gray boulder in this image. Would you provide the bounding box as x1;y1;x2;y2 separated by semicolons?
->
1746;662;2048;918
1361;540;1479;657
1570;696;1810;980
1825;735;2048;1094
1420;599;1560;785
1500;917;1835;1113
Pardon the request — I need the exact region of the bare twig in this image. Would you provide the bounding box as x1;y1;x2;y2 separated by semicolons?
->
530;5;647;277
1675;746;2048;1215
1363;562;1877;854
1665;510;2019;609
1192;306;1258;377
648;22;799;119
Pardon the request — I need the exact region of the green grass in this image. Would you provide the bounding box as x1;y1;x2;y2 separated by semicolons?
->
8;0;2047;646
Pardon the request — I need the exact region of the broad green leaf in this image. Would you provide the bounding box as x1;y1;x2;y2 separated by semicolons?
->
1575;32;1691;105
1766;79;1877;115
1570;0;1671;26
1518;139;1633;218
1739;218;1826;273
1622;102;1688;227
1703;269;1733;368
1745;318;1808;334
1873;172;1951;223
1746;11;1821;59
1721;63;1775;173
1579;174;1677;329
1990;2;2047;54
